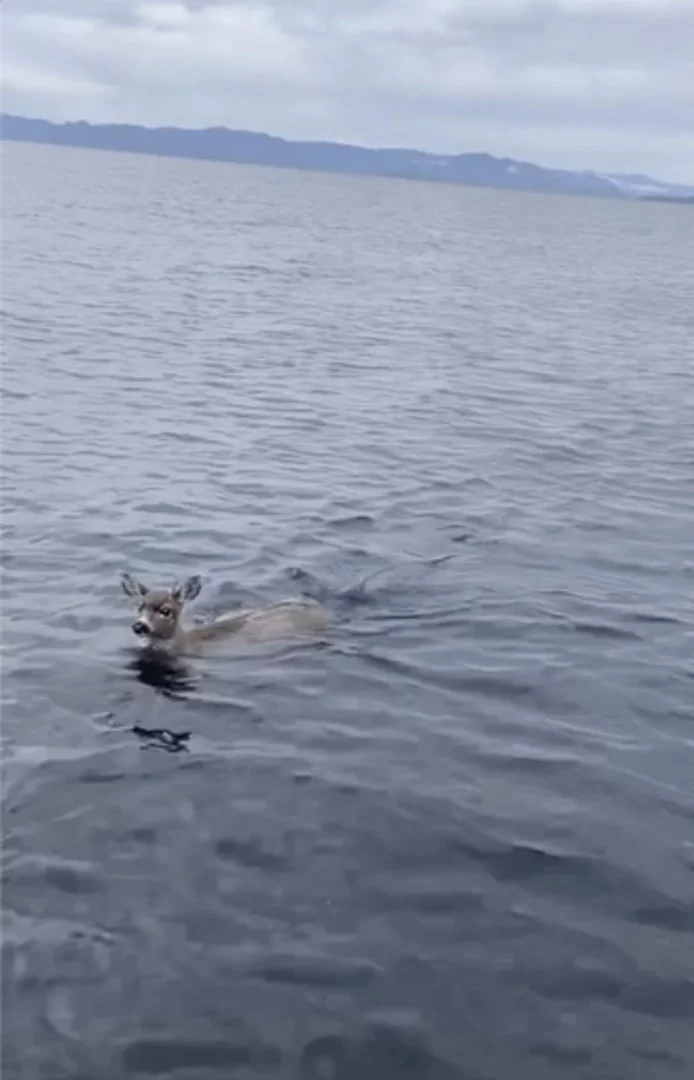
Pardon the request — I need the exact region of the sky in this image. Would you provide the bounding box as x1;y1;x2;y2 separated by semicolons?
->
3;0;694;183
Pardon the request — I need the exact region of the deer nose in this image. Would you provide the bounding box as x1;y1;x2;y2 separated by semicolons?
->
132;620;150;636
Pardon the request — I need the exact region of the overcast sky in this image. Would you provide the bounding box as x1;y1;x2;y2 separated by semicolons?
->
3;0;694;183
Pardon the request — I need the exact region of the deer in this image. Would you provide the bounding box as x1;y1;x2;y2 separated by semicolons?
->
120;573;327;655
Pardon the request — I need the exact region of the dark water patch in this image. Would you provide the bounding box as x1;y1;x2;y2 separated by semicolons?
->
328;513;376;530
456;836;692;924
77;768;131;785
563;620;643;642
366;877;487;917
300;1013;462;1080
125;827;158;845
122;1036;280;1074
356;649;544;707
247;949;382;988
529;1040;593;1067
631;902;694;933
628;610;685;627
622;978;694;1019
214;836;291;871
629;1046;688;1066
510;945;632;1004
5;855;102;897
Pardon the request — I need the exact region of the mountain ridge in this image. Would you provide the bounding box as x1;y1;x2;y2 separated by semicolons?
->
2;113;692;203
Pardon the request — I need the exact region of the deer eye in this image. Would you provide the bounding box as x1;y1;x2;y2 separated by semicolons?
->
159;606;173;617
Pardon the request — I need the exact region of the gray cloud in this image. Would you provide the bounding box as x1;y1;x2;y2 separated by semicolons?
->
3;0;694;181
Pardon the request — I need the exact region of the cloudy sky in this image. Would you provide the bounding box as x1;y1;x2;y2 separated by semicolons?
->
3;0;694;182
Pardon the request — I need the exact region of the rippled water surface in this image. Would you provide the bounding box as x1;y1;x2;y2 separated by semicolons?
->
2;141;694;1079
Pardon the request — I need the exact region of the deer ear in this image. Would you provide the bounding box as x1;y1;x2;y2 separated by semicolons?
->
171;575;202;603
121;573;148;600
182;575;202;601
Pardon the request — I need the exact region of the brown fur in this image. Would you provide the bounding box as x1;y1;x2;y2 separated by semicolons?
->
121;573;326;655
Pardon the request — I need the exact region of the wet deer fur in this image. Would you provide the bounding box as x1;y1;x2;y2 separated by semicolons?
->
121;573;326;654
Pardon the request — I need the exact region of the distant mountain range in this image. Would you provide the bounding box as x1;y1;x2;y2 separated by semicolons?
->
2;113;693;203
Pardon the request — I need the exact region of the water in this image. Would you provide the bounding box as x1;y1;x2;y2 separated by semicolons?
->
2;140;694;1079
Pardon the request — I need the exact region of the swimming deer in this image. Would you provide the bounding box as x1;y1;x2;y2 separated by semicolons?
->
120;573;327;654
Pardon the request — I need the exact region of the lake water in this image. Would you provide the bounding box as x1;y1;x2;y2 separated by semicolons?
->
2;140;693;1079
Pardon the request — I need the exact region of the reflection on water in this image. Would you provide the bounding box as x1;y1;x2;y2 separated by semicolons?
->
2;141;694;1079
126;647;197;700
130;723;191;753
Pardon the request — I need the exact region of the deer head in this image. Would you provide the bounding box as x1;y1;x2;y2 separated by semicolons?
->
121;573;201;645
